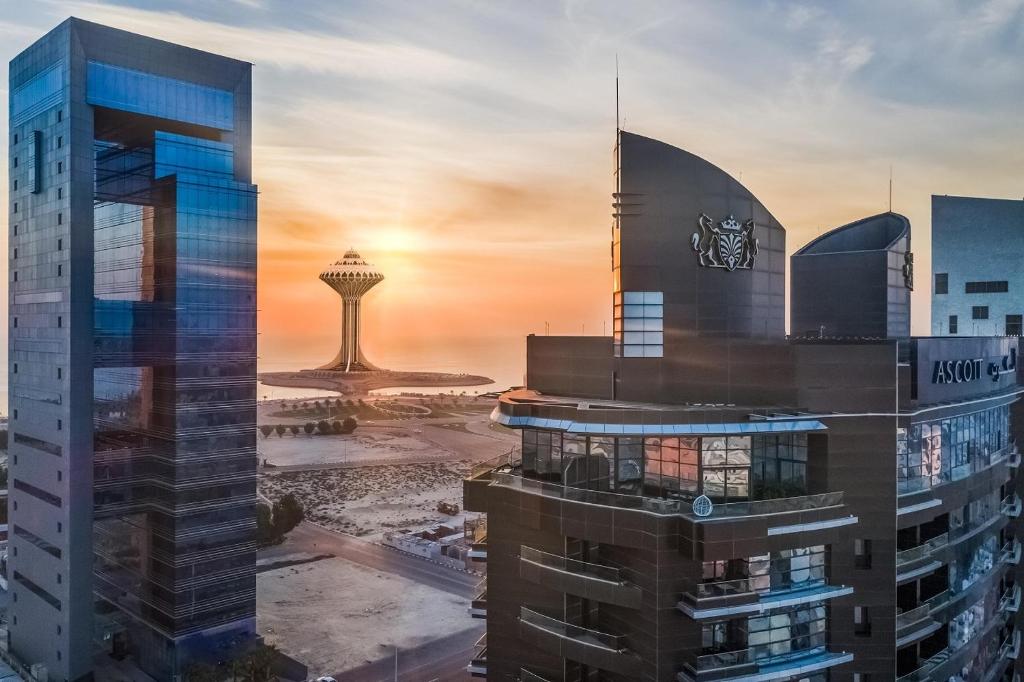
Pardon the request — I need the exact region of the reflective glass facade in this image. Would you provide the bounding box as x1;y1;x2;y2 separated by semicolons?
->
522;428;809;503
897;405;1010;493
87;61;235;130
9;18;255;682
92;122;256;673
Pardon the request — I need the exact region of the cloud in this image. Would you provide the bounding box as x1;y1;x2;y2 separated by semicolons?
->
51;0;486;83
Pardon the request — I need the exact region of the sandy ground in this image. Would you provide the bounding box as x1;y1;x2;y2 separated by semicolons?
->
260;461;469;538
257;553;474;676
257;396;516;536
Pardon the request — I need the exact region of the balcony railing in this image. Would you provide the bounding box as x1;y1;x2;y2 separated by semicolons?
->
1001;539;1022;565
520;669;555;682
490;471;844;519
470;589;487;618
896;533;949;567
999;630;1020;660
999;585;1021;614
519;606;624;652
470;447;521;479
898;609;1012;681
693;633;828;672
1001;494;1022;518
520;546;624;584
467;632;487;677
896;603;932;631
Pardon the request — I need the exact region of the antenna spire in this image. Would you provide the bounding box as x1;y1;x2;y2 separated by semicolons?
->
888;165;893;212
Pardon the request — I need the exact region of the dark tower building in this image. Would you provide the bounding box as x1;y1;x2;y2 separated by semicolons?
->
9;19;257;680
791;212;913;339
465;130;1022;682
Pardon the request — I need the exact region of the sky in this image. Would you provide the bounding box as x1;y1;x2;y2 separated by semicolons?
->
1;0;1023;388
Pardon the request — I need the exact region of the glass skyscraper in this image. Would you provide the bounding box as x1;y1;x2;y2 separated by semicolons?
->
9;18;257;681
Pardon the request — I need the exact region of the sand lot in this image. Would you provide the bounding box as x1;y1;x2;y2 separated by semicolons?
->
260;461;468;538
258;554;474;676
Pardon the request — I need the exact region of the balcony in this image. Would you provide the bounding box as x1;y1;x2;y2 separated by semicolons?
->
678;576;852;620
467;632;486;678
518;606;638;676
999;630;1020;660
1001;539;1022;565
678;635;853;682
1007;441;1021;468
470;586;486;618
896;592;948;648
898;609;1011;681
468;520;488;562
896;532;948;583
1001;493;1022;518
999;585;1021;614
464;448;520;511
519;546;643;609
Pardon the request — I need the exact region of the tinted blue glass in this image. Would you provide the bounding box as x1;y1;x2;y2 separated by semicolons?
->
155;132;233;179
87;61;234;130
93;126;255;638
11;61;63;126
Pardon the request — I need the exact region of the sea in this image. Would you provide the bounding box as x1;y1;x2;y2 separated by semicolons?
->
0;337;526;416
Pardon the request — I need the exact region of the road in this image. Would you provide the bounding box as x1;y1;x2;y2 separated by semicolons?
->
333;625;483;682
262;522;479;596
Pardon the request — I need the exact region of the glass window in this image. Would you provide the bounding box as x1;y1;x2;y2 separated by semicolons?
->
86;61;234;131
751;434;808;499
701;436;751;503
934;273;948;295
901;405;1010;493
643;437;698;496
614;291;663;358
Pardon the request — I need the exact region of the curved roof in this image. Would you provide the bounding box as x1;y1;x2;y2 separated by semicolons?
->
795;212;910;255
319;248;385;282
618;130;787;231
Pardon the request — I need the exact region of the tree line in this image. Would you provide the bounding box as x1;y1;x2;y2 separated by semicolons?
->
259;417;357;438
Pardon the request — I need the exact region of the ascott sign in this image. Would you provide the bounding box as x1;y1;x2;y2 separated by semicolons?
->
932;358;983;384
932;348;1017;385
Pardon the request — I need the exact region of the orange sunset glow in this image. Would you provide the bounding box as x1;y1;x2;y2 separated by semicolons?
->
3;1;1023;394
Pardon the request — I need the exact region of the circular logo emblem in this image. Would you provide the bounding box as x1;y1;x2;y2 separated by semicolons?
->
692;494;714;518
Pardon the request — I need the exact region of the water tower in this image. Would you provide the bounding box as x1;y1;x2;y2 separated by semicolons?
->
319;248;385;372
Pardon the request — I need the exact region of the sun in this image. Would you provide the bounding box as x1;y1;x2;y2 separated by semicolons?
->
366;225;425;255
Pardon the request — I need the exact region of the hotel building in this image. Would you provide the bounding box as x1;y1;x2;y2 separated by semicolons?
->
9;19;257;680
465;131;1023;681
